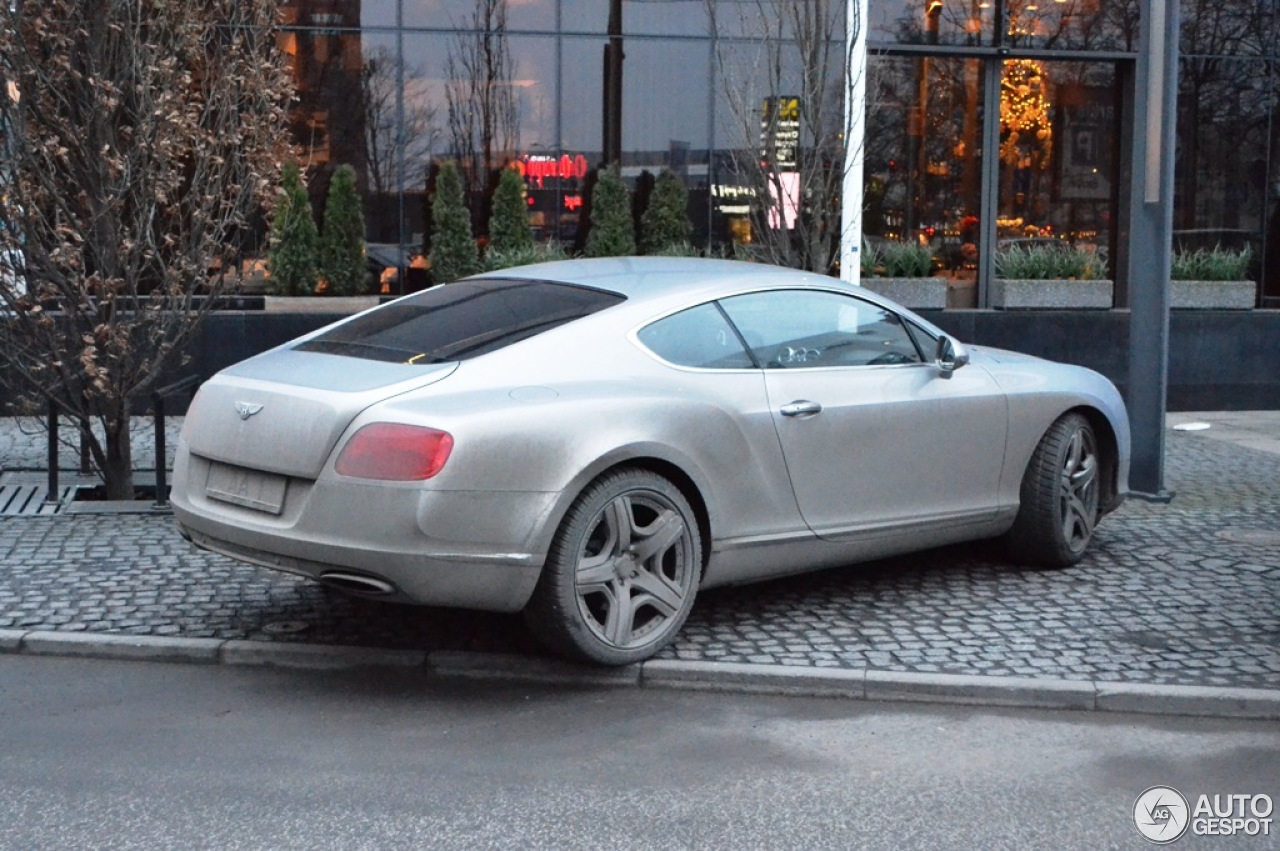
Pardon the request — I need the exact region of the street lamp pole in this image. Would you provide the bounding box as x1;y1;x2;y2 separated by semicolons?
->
1126;0;1179;499
840;0;868;284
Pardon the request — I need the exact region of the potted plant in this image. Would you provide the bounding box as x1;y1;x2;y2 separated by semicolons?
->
859;239;946;309
1170;245;1255;309
992;243;1112;309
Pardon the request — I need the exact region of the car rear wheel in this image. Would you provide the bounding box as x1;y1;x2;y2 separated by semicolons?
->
524;469;702;665
1007;412;1100;567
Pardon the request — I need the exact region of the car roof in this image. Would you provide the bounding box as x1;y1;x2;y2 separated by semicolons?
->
472;256;849;302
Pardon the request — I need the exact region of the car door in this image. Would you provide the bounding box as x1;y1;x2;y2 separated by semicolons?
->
718;288;1008;541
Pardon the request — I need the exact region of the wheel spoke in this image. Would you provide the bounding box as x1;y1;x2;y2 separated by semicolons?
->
1062;493;1094;543
631;509;685;564
1057;427;1098;548
631;569;685;615
603;585;636;646
604;496;634;553
576;558;618;587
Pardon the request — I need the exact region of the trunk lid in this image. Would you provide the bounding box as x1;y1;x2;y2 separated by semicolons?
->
183;348;456;479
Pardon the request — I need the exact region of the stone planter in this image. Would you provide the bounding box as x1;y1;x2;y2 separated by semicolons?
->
263;295;381;314
860;277;948;309
991;278;1113;310
1170;279;1256;310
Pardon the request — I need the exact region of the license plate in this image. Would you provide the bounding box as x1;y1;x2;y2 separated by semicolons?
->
206;462;287;515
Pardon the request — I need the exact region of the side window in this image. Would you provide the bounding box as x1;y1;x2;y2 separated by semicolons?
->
636;303;754;369
903;319;937;360
719;290;924;368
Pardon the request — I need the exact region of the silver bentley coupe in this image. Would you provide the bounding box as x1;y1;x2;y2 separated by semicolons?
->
171;257;1130;665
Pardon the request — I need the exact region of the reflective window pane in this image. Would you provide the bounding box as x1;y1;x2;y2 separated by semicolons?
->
404;0;556;32
865;56;983;294
997;61;1117;270
1181;0;1275;58
1175;57;1271;301
869;0;1139;51
870;0;995;47
358;0;397;29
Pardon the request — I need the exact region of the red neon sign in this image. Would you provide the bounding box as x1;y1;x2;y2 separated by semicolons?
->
564;194;583;211
516;154;590;188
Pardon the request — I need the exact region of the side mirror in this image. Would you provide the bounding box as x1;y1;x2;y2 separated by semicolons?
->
934;335;969;379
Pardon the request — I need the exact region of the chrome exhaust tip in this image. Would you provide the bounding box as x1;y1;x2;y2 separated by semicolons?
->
318;572;397;596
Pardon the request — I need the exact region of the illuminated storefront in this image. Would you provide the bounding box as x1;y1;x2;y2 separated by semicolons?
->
275;0;1280;307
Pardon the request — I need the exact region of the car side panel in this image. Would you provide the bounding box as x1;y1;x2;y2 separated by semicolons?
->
365;367;809;573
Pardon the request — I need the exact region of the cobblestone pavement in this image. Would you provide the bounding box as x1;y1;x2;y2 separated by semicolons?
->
0;416;1277;689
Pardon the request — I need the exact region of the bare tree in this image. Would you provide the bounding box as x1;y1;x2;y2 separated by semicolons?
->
708;0;862;273
1176;0;1273;230
362;46;439;200
0;0;293;498
445;0;519;197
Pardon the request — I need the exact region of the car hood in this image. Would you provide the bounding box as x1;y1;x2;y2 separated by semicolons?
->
182;348;457;479
967;345;1049;365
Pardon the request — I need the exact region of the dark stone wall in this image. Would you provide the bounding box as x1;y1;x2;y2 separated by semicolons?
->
6;309;1280;414
918;310;1280;411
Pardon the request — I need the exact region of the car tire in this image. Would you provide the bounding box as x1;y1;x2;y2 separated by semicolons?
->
523;469;703;666
1006;412;1101;568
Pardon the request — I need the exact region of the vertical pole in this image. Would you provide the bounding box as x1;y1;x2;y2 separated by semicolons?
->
1127;0;1179;499
153;396;167;509
395;0;406;294
78;417;90;473
44;400;58;504
839;0;868;284
977;54;1002;308
603;0;624;167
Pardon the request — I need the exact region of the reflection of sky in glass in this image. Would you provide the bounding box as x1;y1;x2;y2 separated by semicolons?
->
392;33;555;172
402;0;555;31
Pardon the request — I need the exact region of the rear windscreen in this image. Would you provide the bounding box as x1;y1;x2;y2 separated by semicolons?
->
294;278;625;364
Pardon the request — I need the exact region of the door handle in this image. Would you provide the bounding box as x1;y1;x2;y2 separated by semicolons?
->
780;400;823;417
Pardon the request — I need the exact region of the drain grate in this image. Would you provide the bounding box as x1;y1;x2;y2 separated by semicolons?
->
0;472;72;516
1216;528;1280;547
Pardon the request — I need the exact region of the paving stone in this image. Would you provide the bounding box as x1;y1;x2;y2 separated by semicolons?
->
2;420;1280;691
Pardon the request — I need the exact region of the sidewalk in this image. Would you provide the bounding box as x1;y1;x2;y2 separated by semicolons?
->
1;413;1277;718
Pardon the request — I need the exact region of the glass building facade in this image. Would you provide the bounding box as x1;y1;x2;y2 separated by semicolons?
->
277;0;1280;307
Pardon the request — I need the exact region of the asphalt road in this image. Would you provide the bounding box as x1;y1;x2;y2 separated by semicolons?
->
1;655;1276;851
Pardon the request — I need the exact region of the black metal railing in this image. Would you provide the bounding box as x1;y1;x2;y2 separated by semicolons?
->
42;374;201;509
151;375;201;509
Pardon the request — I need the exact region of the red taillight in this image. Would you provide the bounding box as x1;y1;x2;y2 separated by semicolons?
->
335;423;453;481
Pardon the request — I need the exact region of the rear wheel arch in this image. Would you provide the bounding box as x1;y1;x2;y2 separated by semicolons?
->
614;458;711;569
537;453;713;573
523;464;706;664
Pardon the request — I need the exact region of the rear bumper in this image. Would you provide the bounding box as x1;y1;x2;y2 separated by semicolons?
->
171;447;554;612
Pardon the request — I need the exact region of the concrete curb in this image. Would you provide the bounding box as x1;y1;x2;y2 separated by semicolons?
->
1;631;1276;720
19;630;220;664
220;640;427;670
430;651;641;687
864;670;1097;710
642;659;867;698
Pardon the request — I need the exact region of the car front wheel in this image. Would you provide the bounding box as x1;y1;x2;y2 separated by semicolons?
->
1007;412;1101;567
524;469;702;665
